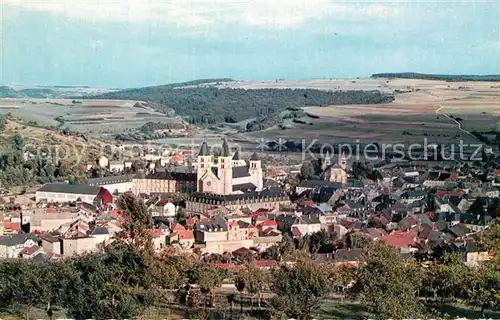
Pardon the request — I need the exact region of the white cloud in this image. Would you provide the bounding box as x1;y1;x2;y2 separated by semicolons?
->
4;0;402;29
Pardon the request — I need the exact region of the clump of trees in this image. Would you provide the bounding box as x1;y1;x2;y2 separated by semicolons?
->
96;85;394;125
0;193;498;319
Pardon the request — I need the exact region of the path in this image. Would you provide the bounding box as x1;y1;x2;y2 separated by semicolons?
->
425;89;483;144
434;104;479;141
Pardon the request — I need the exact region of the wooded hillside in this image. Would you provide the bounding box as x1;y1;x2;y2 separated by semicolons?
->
95;84;394;124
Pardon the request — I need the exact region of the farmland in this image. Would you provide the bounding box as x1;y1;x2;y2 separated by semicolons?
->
0;78;498;150
236;78;500;148
0;98;188;140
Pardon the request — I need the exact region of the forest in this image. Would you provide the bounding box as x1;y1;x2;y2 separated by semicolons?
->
95;85;394;124
371;72;500;82
0;193;498;320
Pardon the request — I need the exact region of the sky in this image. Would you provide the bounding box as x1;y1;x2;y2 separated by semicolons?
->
1;0;499;88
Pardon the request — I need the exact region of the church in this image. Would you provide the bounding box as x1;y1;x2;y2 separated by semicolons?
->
323;151;348;185
196;138;263;195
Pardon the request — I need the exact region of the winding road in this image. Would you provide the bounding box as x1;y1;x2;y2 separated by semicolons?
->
434;104;479;141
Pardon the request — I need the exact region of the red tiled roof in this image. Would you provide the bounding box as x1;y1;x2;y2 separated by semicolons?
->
186;218;197;226
381;232;418;248
291;226;302;238
228;220;239;227
254;260;277;268
233;247;253;254
4;222;20;231
258;220;277;228
109;210;124;220
48;252;64;259
340;219;353;228
177;229;194;240
302;200;315;207
21;245;40;255
150;229;165;238
214;263;245;272
436;189;465;197
156;199;168;207
170;222;186;231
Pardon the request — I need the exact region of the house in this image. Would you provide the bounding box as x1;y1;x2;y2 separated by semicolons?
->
20;245;42;258
151;229;167;251
296;180;342;195
0;233;39;258
170;229;195;249
41;234;62;255
87;175;133;194
109;161;125;173
36;184;113;206
380;230;419;254
265;169;287;182
290;214;322;236
133;169;197;194
400;190;427;204
98;156;109;168
333;248;363;267
152;200;176;217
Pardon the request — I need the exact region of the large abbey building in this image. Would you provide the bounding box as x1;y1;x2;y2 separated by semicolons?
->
186;139;290;215
196;138;263;195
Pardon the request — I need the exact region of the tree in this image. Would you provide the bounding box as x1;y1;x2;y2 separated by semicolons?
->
351;243;424;319
308;230;335;254
193;265;223;308
235;272;246;313
241;264;268;308
271;260;330;320
59;248;155;320
300;161;315;180
342;231;373;249
467;259;500;318
114;193;153;254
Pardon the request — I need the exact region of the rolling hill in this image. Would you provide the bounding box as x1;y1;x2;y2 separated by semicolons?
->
93;79;394;125
371;72;500;82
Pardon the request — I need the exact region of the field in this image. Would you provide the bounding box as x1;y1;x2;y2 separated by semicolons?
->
237;78;500;148
1;78;498;150
0;98;186;140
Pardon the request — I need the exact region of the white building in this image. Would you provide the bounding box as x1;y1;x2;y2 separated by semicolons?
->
35;184;107;203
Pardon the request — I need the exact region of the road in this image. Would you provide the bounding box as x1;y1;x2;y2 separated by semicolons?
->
434;104;479;141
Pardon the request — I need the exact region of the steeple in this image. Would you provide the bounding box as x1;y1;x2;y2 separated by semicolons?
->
232;149;241;167
232;150;241;161
197;141;210;156
322;151;332;170
339;151;347;171
221;137;231;157
250;152;260;161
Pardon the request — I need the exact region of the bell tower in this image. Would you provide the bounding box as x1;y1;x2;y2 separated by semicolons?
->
196;141;212;192
249;152;263;191
339;151;347;171
219;138;233;194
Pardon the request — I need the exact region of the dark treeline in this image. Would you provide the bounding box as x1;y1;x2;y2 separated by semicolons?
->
0;194;498;319
95;86;394;124
372;72;500;82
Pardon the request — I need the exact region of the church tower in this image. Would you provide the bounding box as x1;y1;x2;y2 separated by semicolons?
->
249;152;263;191
232;149;242;167
322;151;332;171
339;151;347;171
196;141;212;192
219;138;233;195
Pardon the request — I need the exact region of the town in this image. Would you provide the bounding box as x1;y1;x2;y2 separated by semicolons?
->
0;134;498;319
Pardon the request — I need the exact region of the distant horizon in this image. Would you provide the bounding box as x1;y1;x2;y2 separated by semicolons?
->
3;71;500;90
